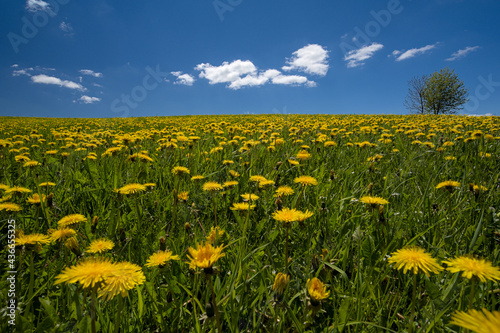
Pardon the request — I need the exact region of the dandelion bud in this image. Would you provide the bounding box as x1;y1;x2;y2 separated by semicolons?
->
91;216;99;234
329;170;335;181
46;193;54;207
184;222;192;231
275;198;283;211
205;302;215;317
272;272;290;296
275;161;282;170
159;237;166;251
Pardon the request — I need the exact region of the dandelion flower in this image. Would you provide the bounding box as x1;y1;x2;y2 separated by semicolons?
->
178;191;189;201
436;180;460;191
296;210;314;222
241;193;259;201
187;241;225;271
145;250;180;267
273;273;290;295
39;182;56;187
172;166;190;175
98;262;145;301
49;228;76;242
223;180;238;188
307;277;330;303
57;214;87;228
23;160;40;168
230;202;255;211
191;175;205;181
450;308;500;333
443;256;500;283
202;181;223;192
360;196;389;209
54;258;116;289
87;239;115;254
206;226;225;243
26;193;46;205
5;186;31;195
272;208;301;225
16;233;51;246
388;246;443;276
0;202;22;212
274;186;294;197
116;183;146;195
294;176;318;186
296;150;311;160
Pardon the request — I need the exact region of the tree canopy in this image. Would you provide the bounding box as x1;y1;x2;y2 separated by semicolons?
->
404;68;469;115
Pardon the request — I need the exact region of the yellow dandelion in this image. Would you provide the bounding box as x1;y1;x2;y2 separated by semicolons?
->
26;193;46;205
294;175;318;186
223;181;238;188
54;258;116;289
450;308;500;333
274;186;295;197
87;239;115;254
229;170;240;178
5;186;32;195
296;210;314;222
39;182;56;187
49;228;76;242
172;166;190;175
145;250;180;267
16;233;51;246
191;175;205;181
230;202;256;211
0;202;22;212
23;160;40;168
307;277;330;303
359;196;389;209
57;214;87;228
206;226;225;243
443;256;500;283
296;150;311;160
116;183;147;195
202;181;223;192
187;241;225;271
241;193;259;201
288;159;300;166
178;191;189;201
436;180;460;191
98;262;145;301
272;207;301;225
388;246;443;276
273;273;290;295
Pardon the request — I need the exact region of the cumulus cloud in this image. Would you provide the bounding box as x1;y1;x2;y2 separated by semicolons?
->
79;69;103;78
196;60;257;85
13;68;33;77
25;0;50;12
344;43;384;68
78;95;101;104
171;71;195;86
446;46;480;61
282;44;329;76
196;60;315;89
392;43;438;61
31;74;85;91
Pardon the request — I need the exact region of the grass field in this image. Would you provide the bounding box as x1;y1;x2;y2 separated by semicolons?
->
1;114;499;332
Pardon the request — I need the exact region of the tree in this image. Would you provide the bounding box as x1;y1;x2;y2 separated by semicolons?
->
404;68;469;115
404;75;428;114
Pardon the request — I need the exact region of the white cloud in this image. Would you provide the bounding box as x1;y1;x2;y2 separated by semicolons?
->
79;69;103;78
11;64;19;68
446;46;480;61
31;74;85;91
171;71;195;86
196;60;257;85
60;21;74;35
393;43;438;61
25;0;50;12
13;69;31;77
195;60;315;89
344;43;384;68
282;44;329;76
78;96;101;104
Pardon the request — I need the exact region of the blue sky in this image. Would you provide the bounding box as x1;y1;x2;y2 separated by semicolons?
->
1;0;499;118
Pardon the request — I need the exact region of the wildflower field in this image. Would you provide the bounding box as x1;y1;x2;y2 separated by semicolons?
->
1;114;499;332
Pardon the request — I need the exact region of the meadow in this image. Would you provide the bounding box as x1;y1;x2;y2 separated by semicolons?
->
0;114;499;332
